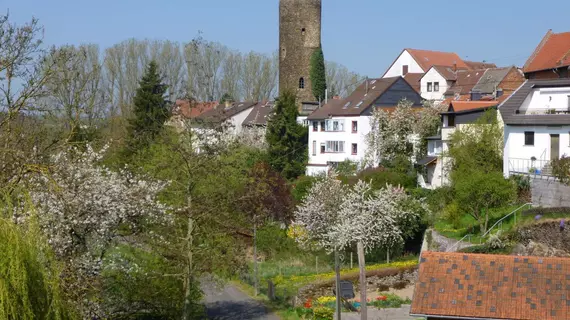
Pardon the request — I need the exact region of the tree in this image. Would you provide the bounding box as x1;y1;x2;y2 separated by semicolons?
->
453;170;516;234
335;181;422;320
325;61;361;98
447;109;503;177
124;60;169;155
310;47;326;102
220;92;234;105
266;90;308;180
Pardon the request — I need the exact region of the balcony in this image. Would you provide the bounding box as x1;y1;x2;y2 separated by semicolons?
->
508;158;553;177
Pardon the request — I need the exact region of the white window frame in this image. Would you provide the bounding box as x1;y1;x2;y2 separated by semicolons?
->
325;119;345;132
434;82;439;92
325;141;345;153
427;82;433;92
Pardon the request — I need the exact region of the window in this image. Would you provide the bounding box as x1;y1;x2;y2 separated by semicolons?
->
352;143;358;155
434;82;440;92
312;121;318;132
312;140;316;156
299;77;305;89
352;121;358;133
448;115;455;127
325;119;345;132
325;141;345;153
427;82;433;92
301;27;306;35
402;65;408;75
320;143;325;154
525;131;535;146
567;96;570;110
320;121;325;131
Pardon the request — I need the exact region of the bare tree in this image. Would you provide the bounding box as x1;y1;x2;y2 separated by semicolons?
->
241;51;278;101
325;60;362;98
221;50;242;101
185;40;228;101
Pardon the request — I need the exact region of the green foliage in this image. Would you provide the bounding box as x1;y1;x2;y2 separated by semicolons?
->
341;167;416;190
0;218;74;320
551;155;570;184
291;175;321;203
257;224;300;260
510;174;531;202
102;245;189;319
124;61;170;157
266;90;308;180
220;92;234;104
369;293;411;309
335;159;358;176
453;170;516;233
309;47;326;102
312;306;334;320
447;109;503;178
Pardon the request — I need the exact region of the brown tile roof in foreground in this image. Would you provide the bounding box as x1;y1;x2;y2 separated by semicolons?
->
524;30;570;73
406;48;470;71
173;100;218;118
402;73;423;93
307;77;399;119
411;251;570;320
448;101;499;113
445;69;487;96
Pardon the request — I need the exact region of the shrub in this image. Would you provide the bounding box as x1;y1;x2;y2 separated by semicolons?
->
443;202;463;229
370;293;411;309
313;306;334;320
487;231;505;250
521;207;570;217
291;175;320;203
551;155;570;184
342;167;416;190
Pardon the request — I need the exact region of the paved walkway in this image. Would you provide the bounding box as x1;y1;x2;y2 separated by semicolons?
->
202;280;279;320
430;229;474;252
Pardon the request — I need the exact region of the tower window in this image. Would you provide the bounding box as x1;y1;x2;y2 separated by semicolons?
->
301;28;306;35
299;77;305;89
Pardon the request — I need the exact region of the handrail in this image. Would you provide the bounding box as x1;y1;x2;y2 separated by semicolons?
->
480;203;533;242
447;234;474;252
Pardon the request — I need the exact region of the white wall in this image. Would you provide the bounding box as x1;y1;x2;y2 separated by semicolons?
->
421;68;448;101
504;125;570;175
383;50;424;78
519;87;570;114
228;107;254;134
307;115;371;175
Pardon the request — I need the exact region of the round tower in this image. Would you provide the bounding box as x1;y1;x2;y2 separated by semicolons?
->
279;0;322;111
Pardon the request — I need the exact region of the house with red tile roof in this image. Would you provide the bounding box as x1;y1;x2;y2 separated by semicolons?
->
523;30;570;80
417;100;500;189
411;251;570;320
305;76;422;175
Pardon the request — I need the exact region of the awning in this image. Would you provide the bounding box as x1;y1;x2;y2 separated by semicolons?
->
416;156;437;166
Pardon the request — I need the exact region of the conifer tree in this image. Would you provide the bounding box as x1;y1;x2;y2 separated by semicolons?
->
310;46;326;102
125;61;169;154
266;90;308;180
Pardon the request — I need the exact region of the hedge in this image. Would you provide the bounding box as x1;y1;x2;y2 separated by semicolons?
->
521;207;570;216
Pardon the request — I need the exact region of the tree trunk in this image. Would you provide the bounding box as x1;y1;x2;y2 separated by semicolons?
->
357;241;367;320
335;248;342;320
484;209;489;234
253;222;258;296
182;196;194;320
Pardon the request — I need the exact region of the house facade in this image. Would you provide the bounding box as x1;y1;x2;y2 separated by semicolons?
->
500;79;570;177
306;77;423;175
417;101;500;189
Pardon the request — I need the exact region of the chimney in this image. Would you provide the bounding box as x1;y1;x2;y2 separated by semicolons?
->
452;62;457;72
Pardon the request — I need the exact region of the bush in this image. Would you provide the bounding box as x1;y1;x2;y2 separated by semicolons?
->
521;207;570;217
443;202;463;229
342;167;416;190
313;306;334;320
256;223;301;260
370;293;411;309
486;231;505;250
552;155;570;184
291;175;320;203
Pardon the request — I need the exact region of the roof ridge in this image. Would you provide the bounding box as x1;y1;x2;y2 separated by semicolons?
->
523;29;554;72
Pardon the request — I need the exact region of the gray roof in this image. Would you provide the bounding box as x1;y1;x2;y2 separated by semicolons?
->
242;102;275;126
499;79;570;125
472;67;513;93
196;101;257;123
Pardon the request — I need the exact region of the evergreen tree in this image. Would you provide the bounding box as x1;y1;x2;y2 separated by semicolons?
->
125;61;169;155
266;90;308;180
310;47;326;102
220;93;234;105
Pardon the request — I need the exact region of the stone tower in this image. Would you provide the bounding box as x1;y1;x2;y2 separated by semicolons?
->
279;0;322;114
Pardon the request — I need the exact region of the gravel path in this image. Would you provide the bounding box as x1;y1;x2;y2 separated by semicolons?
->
202;280;280;320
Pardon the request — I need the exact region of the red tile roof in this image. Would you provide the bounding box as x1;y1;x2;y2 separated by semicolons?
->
524;30;570;73
173;100;218;118
464;60;498;70
407;48;470;71
412;251;570;320
402;73;424;93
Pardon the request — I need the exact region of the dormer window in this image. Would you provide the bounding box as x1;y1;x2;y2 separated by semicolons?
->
299;77;305;89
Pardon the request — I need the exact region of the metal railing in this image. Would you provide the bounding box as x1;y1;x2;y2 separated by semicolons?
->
479;203;533;243
446;234;474;252
522;107;570;115
508;158;551;176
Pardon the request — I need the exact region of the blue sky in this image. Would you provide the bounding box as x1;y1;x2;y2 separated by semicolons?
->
4;0;570;76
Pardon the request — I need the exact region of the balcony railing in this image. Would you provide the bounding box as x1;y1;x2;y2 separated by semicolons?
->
508;158;552;176
519;107;570;115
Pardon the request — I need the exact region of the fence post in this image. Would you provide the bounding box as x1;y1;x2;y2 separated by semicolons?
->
267;280;275;301
350;252;353;269
316;256;319;274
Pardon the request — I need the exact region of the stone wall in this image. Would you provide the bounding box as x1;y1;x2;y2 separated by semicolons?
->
294;268;417;306
531;178;570;207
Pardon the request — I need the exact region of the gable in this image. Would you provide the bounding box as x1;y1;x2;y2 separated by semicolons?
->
382;49;424;78
363;78;423;115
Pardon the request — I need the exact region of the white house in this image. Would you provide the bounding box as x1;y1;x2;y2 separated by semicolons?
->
501;79;570;177
382;48;471;78
417;101;501;189
306;77;423;175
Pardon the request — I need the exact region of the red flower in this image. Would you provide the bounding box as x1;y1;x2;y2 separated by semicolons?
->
304;298;312;308
377;295;387;301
